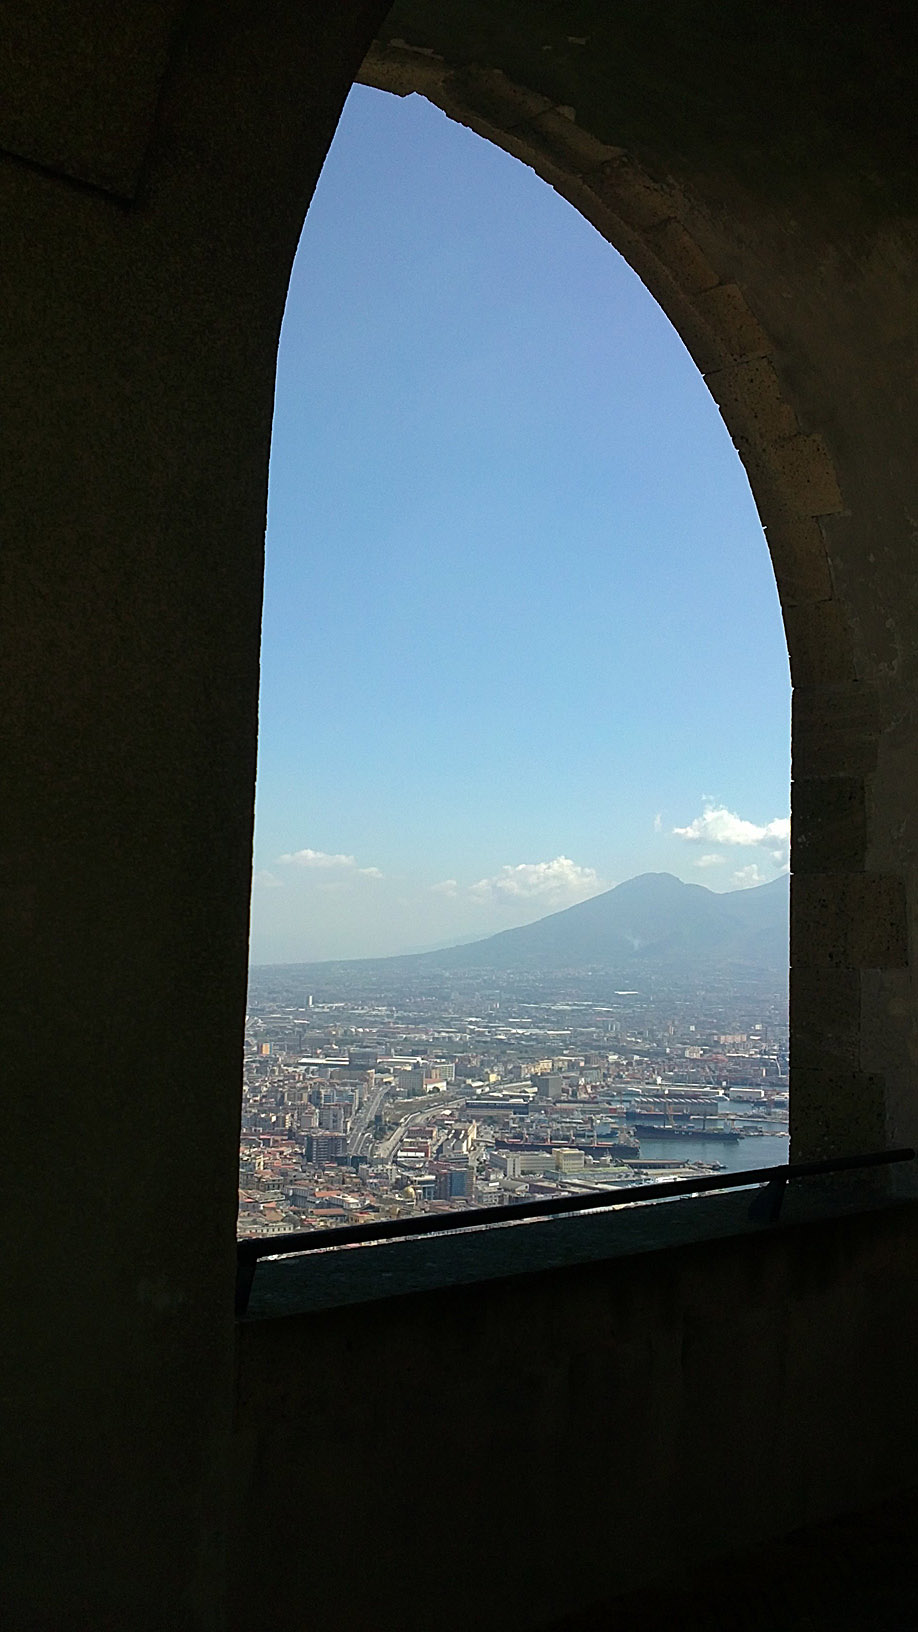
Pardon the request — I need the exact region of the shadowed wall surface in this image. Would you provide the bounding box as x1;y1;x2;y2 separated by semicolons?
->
232;1193;918;1632
1;2;916;1626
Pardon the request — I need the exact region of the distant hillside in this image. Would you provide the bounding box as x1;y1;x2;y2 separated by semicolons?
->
414;872;789;973
252;872;789;981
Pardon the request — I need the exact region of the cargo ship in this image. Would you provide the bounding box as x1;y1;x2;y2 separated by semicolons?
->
494;1137;641;1160
629;1120;741;1143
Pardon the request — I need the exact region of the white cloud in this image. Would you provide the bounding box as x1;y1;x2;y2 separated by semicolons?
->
733;863;765;888
431;878;459;897
253;869;283;889
278;847;357;869
469;856;603;908
277;847;383;878
673;805;790;849
695;853;725;868
653;812;663;833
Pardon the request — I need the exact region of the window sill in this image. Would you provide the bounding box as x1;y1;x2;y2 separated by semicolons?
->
240;1173;911;1321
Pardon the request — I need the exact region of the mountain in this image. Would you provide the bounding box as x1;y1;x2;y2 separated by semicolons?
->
250;873;790;984
412;872;789;973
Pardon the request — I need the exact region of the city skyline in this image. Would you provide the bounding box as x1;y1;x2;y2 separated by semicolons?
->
241;958;789;1247
251;84;790;965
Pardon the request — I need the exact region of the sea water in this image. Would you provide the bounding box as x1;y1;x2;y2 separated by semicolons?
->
637;1132;789;1172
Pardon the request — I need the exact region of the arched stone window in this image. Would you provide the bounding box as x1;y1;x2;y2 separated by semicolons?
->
349;32;910;1166
247;76;796;1223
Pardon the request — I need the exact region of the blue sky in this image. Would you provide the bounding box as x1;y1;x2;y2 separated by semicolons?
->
250;85;790;964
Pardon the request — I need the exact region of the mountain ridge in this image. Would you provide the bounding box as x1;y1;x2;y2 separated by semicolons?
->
252;871;789;975
419;870;788;971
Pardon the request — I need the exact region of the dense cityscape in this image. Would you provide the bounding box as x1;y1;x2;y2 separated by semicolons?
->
239;963;789;1237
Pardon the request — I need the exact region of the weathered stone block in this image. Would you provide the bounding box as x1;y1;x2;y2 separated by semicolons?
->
647;220;719;294
357;41;446;99
593;157;674;230
706;356;799;447
792;872;908;969
696;281;770;361
783;599;857;687
791;777;866;873
449;66;554;130
790;965;861;1072
766;517;834;607
859;969;914;1149
769;433;845;517
792;681;881;778
666;304;733;377
525;106;622;174
790;1067;887;1160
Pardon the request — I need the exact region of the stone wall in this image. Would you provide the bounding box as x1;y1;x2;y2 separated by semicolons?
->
233;1195;918;1632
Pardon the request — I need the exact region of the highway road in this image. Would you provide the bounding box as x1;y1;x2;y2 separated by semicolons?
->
375;1093;467;1162
347;1078;391;1158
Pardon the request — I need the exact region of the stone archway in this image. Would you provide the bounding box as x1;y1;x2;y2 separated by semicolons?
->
355;34;909;1162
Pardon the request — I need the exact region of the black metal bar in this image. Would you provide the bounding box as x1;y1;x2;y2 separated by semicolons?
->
747;1172;788;1224
235;1147;914;1314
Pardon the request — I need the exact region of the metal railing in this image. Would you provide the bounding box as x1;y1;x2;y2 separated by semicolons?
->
236;1146;914;1316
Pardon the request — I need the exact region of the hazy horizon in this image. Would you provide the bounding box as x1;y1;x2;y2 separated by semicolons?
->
250;85;790;965
249;867;789;969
